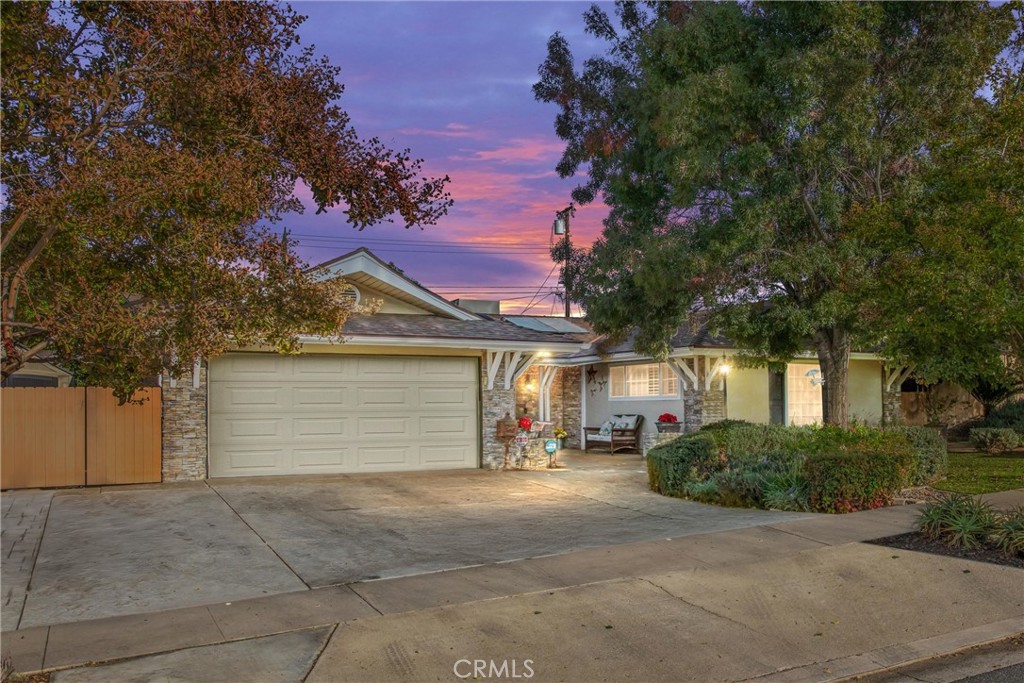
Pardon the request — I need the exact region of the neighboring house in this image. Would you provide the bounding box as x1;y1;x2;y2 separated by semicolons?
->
2;358;73;387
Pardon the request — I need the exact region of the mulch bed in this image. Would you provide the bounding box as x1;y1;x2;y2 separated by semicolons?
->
868;531;1024;569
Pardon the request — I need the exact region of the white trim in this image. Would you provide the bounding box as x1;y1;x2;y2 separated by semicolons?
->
192;358;201;389
485;350;504;390
538;365;558;421
667;358;698;391
705;356;727;391
318;251;479;321
559;348;884;367
884;365;915;392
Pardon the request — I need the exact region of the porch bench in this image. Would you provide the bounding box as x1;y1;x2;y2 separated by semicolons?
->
584;414;644;453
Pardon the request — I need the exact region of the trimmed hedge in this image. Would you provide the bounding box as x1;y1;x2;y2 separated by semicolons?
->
969;428;1021;454
647;421;923;513
804;449;913;513
646;433;721;496
885;426;947;485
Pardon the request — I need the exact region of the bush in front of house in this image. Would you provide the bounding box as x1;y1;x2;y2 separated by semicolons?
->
646;433;721;496
991;506;1024;556
977;399;1024;437
803;447;913;513
969;427;1021;454
648;421;920;513
885;425;948;485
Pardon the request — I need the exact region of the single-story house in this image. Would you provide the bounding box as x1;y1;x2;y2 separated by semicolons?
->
157;248;914;481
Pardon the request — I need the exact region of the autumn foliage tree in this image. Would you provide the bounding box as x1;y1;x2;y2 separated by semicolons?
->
1;1;451;398
536;1;1022;425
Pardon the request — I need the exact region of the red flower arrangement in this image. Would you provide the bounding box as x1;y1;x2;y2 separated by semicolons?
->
518;416;533;431
657;413;678;424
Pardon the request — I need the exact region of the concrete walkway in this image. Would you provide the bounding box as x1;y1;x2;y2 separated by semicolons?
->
3;499;1021;682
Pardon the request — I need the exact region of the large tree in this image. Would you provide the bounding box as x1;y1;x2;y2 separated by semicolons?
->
536;1;1022;425
1;1;451;398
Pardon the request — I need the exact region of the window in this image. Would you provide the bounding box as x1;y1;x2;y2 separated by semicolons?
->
786;364;822;426
610;363;678;399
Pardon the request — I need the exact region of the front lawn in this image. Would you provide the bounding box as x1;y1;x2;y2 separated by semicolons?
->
933;450;1024;495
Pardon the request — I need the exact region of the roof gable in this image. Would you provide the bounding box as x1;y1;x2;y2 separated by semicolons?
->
314;248;479;321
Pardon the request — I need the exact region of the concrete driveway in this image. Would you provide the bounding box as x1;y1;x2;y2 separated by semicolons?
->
3;452;812;630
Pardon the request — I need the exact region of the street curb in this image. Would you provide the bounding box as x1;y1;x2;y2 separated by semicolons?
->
749;617;1024;682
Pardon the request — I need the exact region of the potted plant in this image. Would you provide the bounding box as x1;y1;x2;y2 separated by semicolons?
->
656;413;681;433
553;427;568;450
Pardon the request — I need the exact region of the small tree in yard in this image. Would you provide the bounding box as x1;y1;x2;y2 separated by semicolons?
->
535;1;1022;425
1;1;452;399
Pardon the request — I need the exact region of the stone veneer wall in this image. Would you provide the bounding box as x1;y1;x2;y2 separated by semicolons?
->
161;363;208;482
481;357;517;470
642;431;684;456
882;388;903;425
558;367;582;448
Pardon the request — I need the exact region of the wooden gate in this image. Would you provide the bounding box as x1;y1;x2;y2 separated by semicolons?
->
1;387;161;489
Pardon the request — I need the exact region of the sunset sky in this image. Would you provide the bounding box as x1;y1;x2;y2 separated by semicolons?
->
286;1;613;314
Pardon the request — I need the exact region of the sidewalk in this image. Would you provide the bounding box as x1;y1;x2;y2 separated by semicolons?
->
3;498;1021;682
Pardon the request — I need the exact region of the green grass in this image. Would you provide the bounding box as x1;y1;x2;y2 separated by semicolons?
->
934;450;1024;495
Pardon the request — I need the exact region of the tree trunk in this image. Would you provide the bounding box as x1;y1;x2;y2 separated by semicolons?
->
814;326;852;427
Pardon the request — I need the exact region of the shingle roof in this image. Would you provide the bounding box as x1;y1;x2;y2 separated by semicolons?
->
565;314;731;359
341;313;582;345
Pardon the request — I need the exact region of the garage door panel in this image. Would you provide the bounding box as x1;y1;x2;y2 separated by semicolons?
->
419;358;477;380
419;386;472;406
212;385;286;409
419;415;471;436
292;417;348;438
356;357;411;378
421;444;474;466
293;386;351;408
291;356;355;378
211;354;287;381
209;354;479;477
218;447;283;474
357;416;411;437
292;448;350;468
358;445;413;467
357;386;410;407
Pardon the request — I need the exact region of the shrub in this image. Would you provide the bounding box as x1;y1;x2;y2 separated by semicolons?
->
712;466;770;508
886;426;948;485
992;506;1024;557
698;419;755;434
761;461;811;512
804;449;913;513
646;434;721;496
969;428;1021;454
715;424;805;465
683;478;720;504
978;399;1024;437
917;494;998;550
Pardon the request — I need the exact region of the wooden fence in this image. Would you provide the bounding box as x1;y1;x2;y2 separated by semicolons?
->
1;387;161;489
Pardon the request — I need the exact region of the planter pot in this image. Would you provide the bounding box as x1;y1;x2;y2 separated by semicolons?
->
556;438;565;450
656;422;682;433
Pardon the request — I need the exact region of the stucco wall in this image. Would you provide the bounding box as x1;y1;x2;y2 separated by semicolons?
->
725;366;769;423
848;359;883;424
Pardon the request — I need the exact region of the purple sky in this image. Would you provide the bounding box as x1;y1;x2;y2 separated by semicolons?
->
286;1;612;314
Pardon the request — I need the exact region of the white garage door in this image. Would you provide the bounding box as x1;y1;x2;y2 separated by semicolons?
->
208;353;480;477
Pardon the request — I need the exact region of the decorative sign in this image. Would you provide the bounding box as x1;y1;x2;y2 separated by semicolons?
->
544;439;557;454
515;434;529;447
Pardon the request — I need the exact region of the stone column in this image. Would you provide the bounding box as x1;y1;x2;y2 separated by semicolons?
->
161;362;208;481
882;367;903;425
558;367;582;448
481;357;516;470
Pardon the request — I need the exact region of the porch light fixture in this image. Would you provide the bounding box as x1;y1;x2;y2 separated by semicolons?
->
805;368;825;387
719;363;731;375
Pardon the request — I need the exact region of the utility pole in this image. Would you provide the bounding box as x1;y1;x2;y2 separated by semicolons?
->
552;205;574;318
